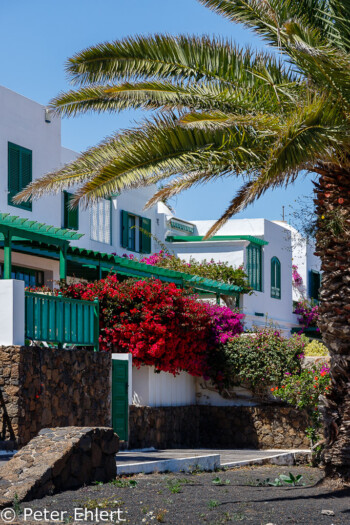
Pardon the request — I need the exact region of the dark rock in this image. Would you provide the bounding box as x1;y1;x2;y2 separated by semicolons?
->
0;426;118;506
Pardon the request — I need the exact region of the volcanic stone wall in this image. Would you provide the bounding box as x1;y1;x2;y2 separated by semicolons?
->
129;405;310;449
0;346;111;448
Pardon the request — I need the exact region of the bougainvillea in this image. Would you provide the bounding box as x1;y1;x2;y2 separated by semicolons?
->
205;304;244;344
60;275;210;375
292;264;303;287
294;299;319;331
59;275;245;378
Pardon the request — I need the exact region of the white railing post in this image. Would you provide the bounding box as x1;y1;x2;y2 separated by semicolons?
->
0;279;25;346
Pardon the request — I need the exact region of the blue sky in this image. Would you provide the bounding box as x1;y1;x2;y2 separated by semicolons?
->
0;0;314;223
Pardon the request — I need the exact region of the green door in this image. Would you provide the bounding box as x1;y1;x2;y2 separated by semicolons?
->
112;359;129;441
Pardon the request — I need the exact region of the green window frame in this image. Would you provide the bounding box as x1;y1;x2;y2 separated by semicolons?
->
247;243;262;291
310;270;321;301
271;256;281;299
121;210;151;253
8;142;32;211
63;191;79;230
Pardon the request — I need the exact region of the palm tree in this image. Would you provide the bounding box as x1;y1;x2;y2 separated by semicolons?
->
15;1;350;480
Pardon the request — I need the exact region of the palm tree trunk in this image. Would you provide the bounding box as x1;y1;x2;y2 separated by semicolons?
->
314;162;350;480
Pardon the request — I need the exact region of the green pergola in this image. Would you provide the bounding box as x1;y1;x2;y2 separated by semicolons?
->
166;235;269;245
67;246;243;303
0;213;244;303
0;213;83;280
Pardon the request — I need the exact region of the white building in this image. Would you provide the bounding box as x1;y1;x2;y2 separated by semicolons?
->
0;85;159;286
156;210;321;335
0;85;321;334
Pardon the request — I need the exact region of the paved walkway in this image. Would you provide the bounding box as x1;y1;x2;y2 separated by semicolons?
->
116;448;310;475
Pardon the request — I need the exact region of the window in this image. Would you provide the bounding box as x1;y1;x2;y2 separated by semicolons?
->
8;142;32;210
90;199;111;244
63;192;79;230
271;257;281;299
0;264;44;288
310;270;321;301
121;210;151;253
246;243;262;291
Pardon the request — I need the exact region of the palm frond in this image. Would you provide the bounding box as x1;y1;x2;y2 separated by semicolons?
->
203;94;349;238
14;133;129;203
200;1;331;47
70;113;265;206
50;80;278;117
179;110;281;131
65;33;294;88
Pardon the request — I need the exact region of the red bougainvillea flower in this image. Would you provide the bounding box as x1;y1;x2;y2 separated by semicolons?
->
58;274;244;378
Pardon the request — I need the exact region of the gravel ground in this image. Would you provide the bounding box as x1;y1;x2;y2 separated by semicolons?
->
9;466;350;525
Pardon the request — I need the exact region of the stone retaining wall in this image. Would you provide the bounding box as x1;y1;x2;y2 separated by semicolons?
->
129;405;310;449
0;346;111;448
0;427;119;506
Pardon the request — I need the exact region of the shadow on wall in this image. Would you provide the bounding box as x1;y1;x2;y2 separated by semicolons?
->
129;405;310;450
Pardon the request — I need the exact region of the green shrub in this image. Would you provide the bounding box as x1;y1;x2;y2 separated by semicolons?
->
206;329;305;393
304;340;329;356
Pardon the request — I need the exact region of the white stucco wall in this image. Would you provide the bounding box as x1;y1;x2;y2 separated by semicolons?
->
274;221;321;303
132;366;265;408
132;366;196;407
195;378;258;406
0;86;160;269
163;217;299;335
0;279;25;346
242;220;294;334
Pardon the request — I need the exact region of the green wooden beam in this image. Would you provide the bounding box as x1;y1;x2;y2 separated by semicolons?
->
59;245;67;281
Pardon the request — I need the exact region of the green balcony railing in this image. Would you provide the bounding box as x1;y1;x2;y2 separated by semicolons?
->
25;292;99;351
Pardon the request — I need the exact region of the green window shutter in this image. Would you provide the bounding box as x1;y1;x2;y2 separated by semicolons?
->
8;142;32;210
63;192;79;230
121;210;129;248
21;149;32;192
247;244;262;292
276;260;281;295
310;270;321;300
8;144;20;202
271;257;281;299
140;217;151;253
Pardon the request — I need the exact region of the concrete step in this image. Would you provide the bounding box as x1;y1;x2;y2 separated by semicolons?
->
115;448;311;475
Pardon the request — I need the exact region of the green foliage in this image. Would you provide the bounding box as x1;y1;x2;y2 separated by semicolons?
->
110;478;138;488
207;500;220;510
304;340;329;356
12;493;21;516
206;329;304;392
165;479;182;494
212;476;230;486
258;473;304;487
